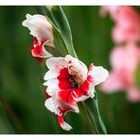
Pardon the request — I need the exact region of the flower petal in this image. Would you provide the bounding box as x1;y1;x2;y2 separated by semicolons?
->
110;45;139;71
22;14;53;46
57;107;78;131
65;55;88;81
57;113;72;131
88;64;109;86
45;97;57;114
101;71;126;93
127;87;140;102
44;79;59;96
46;57;68;70
57;90;76;106
31;38;52;59
44;70;59;80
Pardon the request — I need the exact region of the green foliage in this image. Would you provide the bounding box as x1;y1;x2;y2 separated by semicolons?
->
49;6;77;57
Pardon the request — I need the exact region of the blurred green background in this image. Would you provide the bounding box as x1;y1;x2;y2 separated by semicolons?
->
0;6;140;134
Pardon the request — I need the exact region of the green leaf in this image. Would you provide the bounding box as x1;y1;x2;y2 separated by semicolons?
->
47;17;68;57
83;93;107;134
52;27;68;56
46;6;77;57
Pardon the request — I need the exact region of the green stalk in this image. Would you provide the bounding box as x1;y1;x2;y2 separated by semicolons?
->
35;6;107;134
65;37;107;134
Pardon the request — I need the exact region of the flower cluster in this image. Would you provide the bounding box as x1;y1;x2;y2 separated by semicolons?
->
100;6;140;102
22;14;109;130
100;6;140;43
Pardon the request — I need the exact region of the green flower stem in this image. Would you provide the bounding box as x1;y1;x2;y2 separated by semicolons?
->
69;42;107;134
36;6;107;134
66;37;107;134
83;97;107;134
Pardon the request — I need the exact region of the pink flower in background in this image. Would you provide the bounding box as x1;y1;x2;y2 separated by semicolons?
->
43;55;109;130
100;6;122;21
114;6;140;43
110;44;139;71
100;6;140;102
112;21;140;43
100;6;140;24
22;14;53;61
100;6;140;43
101;44;140;102
127;87;140;102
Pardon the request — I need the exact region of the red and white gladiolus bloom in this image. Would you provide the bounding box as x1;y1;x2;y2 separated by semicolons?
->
22;14;53;62
43;55;109;131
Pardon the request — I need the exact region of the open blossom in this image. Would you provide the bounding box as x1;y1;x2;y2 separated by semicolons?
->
100;6;140;24
100;6;140;101
43;55;109;130
100;6;140;43
101;44;140;101
22;14;53;61
100;6;122;21
112;24;140;44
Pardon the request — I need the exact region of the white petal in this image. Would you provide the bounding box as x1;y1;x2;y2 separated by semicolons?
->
89;66;109;85
61;122;72;131
88;87;95;98
45;98;57;114
65;55;88;81
45;79;59;96
22;14;53;46
76;95;90;102
46;57;67;70
44;70;59;80
71;105;79;113
44;78;58;86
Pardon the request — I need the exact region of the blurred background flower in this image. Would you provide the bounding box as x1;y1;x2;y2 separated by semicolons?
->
101;6;140;102
0;6;140;134
101;44;140;101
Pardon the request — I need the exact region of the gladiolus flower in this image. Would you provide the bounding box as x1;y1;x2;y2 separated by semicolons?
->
22;14;53;61
43;55;109;130
100;6;122;21
100;6;140;24
100;6;140;43
112;21;140;43
100;6;140;102
101;44;140;102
